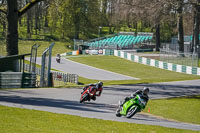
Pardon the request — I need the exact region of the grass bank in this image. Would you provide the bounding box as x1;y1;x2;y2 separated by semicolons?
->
68;55;200;85
0;40;72;56
144;95;200;125
0;105;197;133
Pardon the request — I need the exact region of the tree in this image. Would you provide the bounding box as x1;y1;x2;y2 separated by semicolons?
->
190;0;200;54
26;0;32;38
177;0;184;53
120;0;169;51
0;0;6;38
44;0;49;27
48;0;101;39
0;0;45;56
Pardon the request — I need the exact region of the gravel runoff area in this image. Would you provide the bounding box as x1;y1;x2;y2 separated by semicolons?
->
0;79;200;131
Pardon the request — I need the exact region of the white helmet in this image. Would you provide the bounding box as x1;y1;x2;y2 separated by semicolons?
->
143;87;149;95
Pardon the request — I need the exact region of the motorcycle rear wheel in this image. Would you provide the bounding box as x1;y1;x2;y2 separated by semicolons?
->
126;106;138;118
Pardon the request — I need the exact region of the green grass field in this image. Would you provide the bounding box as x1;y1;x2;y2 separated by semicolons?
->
68;55;200;85
144;95;200;125
0;40;72;56
0;105;198;133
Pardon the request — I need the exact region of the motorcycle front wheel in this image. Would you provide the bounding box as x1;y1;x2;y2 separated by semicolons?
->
115;107;122;117
80;93;89;103
126;106;138;118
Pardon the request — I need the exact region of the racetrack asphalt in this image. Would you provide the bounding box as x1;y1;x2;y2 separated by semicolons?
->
0;79;200;131
33;57;139;80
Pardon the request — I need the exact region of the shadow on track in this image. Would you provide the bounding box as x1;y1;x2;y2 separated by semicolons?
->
0;95;116;113
104;83;200;99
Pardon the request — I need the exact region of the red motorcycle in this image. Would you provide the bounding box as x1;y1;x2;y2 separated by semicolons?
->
80;86;97;103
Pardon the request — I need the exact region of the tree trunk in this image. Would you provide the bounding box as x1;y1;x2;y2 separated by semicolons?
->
155;23;160;51
26;0;31;38
27;10;31;38
74;25;80;39
18;0;22;26
193;5;200;54
191;26;194;52
38;4;41;32
35;4;39;35
6;0;18;56
19;17;22;26
177;1;184;53
134;22;138;36
109;25;112;34
44;15;48;27
62;32;64;39
74;14;80;39
112;26;116;33
140;22;143;32
2;21;6;37
103;0;107;14
44;1;48;27
6;0;44;56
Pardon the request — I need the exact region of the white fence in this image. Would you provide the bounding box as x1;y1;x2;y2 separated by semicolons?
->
114;50;200;76
24;64;78;84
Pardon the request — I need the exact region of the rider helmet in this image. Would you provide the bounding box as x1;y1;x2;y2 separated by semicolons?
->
98;81;103;88
142;87;149;95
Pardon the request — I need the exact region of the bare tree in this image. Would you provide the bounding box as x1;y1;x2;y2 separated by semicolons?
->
119;0;169;51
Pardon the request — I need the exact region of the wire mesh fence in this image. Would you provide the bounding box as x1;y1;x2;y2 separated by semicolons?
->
159;48;199;67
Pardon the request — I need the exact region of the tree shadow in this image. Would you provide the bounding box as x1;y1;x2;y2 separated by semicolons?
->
0;95;115;113
104;83;200;99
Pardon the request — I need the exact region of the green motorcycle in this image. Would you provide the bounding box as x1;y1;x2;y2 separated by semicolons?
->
116;94;147;118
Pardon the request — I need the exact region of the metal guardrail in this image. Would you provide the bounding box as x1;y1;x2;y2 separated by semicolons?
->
0;72;22;88
0;72;37;88
24;64;78;84
22;72;37;88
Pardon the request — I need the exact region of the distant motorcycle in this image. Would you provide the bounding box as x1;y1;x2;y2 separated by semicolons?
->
116;94;147;118
80;86;97;103
56;54;61;63
56;58;60;63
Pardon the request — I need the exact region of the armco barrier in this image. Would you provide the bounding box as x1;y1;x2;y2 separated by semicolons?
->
0;72;36;88
114;50;200;76
0;72;22;88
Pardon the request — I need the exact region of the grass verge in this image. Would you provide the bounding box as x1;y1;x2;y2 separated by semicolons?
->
144;95;200;125
68;55;200;85
0;105;198;133
0;40;72;56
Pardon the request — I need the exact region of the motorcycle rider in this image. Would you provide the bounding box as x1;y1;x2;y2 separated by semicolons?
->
121;87;149;106
56;54;61;63
82;81;103;101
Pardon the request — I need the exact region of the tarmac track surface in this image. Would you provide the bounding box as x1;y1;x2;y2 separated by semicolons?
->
0;80;200;131
33;57;138;80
